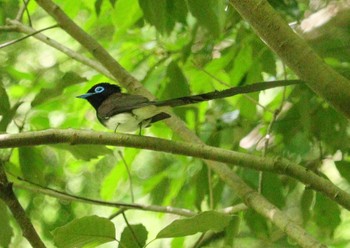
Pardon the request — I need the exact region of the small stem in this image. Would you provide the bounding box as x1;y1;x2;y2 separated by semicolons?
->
121;212;142;248
0;24;58;49
118;150;135;203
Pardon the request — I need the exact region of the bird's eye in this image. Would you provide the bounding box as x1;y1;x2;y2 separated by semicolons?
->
95;86;104;93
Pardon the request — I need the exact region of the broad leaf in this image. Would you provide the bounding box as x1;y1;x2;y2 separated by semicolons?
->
335;161;350;183
314;193;341;237
53;215;116;248
157;211;231;238
19;147;46;185
119;224;148;248
188;0;226;37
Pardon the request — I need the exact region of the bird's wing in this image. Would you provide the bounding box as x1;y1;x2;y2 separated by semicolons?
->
97;93;155;118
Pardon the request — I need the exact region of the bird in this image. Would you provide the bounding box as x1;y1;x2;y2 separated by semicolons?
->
76;83;171;133
77;81;299;133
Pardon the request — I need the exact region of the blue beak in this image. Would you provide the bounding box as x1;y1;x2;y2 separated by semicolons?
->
76;92;95;99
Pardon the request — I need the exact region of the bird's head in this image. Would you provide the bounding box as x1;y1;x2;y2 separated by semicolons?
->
77;83;121;110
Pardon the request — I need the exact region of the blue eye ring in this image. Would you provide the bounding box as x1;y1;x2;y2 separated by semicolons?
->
95;86;104;93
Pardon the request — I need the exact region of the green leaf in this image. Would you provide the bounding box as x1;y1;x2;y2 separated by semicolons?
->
224;215;240;246
229;43;253;84
138;0;187;33
161;61;190;99
111;0;142;34
32;72;86;106
244;209;269;239
119;224;148;248
109;0;116;7
0;201;13;248
54;144;113;161
95;0;104;16
168;0;188;24
335;161;350;183
194;164;208;210
53;215;116;248
314;193;341;237
19;147;46;185
187;0;226;37
0;102;21;132
156;211;232;238
261;172;285;209
139;0;172;33
301;188;314;224
0;84;10;114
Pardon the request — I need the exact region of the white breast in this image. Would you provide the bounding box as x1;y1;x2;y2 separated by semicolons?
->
102;105;166;132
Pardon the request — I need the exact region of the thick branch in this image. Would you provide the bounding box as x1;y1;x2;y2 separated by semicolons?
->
229;0;350;119
0;129;334;247
0;163;46;248
1;129;348;212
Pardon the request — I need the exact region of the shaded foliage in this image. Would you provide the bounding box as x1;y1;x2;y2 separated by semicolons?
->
0;0;350;247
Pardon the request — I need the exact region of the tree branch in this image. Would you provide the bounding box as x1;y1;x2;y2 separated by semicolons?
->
13;178;196;217
229;0;350;120
0;24;58;49
1;129;348;211
1;129;332;247
0;162;46;248
6;19;116;81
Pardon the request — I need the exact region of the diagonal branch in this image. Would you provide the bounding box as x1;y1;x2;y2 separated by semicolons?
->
229;0;350;119
0;162;46;248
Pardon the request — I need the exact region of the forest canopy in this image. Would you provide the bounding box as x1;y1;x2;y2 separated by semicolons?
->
1;0;350;248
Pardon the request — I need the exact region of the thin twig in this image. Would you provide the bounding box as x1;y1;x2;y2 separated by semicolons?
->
7;19;116;80
0;24;58;49
109;209;126;220
121;212;142;248
258;62;288;193
16;0;32;26
10;173;195;217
